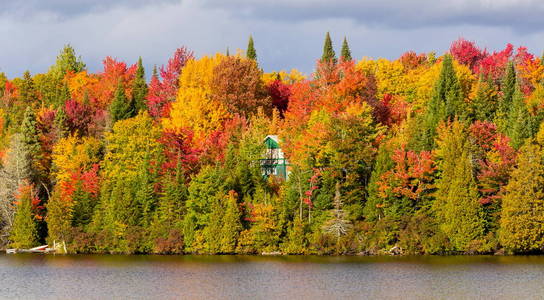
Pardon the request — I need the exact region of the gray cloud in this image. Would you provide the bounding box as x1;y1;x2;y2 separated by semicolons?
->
0;0;543;79
0;0;180;18
200;0;544;31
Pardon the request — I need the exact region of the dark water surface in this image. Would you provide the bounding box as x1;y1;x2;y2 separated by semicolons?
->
0;254;543;299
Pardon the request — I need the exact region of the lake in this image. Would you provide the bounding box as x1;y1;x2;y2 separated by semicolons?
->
0;254;543;299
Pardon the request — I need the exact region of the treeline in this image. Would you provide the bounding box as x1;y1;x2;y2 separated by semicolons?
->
1;34;544;255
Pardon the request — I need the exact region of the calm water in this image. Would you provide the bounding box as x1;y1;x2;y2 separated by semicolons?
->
0;254;543;299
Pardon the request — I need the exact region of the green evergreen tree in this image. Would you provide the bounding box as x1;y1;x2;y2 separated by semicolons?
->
21;107;40;156
183;166;226;252
340;37;352;61
71;182;95;227
54;107;68;139
246;35;257;61
219;192;242;253
134;154;157;227
109;80;133;123
471;75;496;121
495;61;516;131
363;142;394;221
10;186;38;249
132;57;148;113
0;72;7;97
151;164;188;249
434;121;484;251
417;54;464;150
321;32;337;64
20;107;42;182
46;188;72;249
500;141;544;253
505;84;532;149
19;71;38;104
55;81;71;108
49;44;86;77
282;215;306;254
205;196;223;254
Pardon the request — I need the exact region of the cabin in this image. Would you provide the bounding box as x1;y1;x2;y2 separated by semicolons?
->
260;135;290;179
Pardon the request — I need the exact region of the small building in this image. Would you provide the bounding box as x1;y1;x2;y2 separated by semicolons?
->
260;135;290;179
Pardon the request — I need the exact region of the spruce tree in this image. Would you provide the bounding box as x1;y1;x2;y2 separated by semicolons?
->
152;165;187;234
46;188;72;247
205;196;223;254
53;81;71;109
71;182;95;227
109;80;133;123
134;155;157;227
49;44;86;77
21;107;41;157
246;35;257;61
363;142;394;221
20;107;42;182
132;57;148;113
500;141;544;253
496;61;516;131
471;75;496;121
20;71;38;104
219;192;242;253
434;121;484;251
321;32;337;64
10;186;38;249
417;55;464;150
505;85;532;149
340;37;352;61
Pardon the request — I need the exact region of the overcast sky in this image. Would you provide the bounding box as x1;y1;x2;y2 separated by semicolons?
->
1;0;544;78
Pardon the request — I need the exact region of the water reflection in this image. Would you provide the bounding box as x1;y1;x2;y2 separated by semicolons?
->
0;254;543;299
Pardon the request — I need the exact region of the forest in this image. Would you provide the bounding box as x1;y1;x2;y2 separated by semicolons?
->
0;33;543;255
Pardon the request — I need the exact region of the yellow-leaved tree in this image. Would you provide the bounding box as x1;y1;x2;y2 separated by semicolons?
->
162;54;229;141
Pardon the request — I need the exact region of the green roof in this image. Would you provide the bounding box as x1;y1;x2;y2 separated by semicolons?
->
264;136;280;149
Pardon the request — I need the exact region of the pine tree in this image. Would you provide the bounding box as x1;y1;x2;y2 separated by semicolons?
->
46;188;72;247
434;121;484;251
363;142;394;221
219;191;242;253
417;54;464;150
134;154;157;227
109;80;133;123
246;36;257;61
49;44;86;77
205;196;223;254
321;32;337;64
71;181;95;227
499;62;516;114
505;84;532;149
471;75;496;121
21;107;40;156
10;185;38;249
19;71;38;104
20;107;42;182
132;57;148;113
500;141;544;253
152;165;187;234
340;37;352;61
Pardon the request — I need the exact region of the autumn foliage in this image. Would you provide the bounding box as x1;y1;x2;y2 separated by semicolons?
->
1;36;544;255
